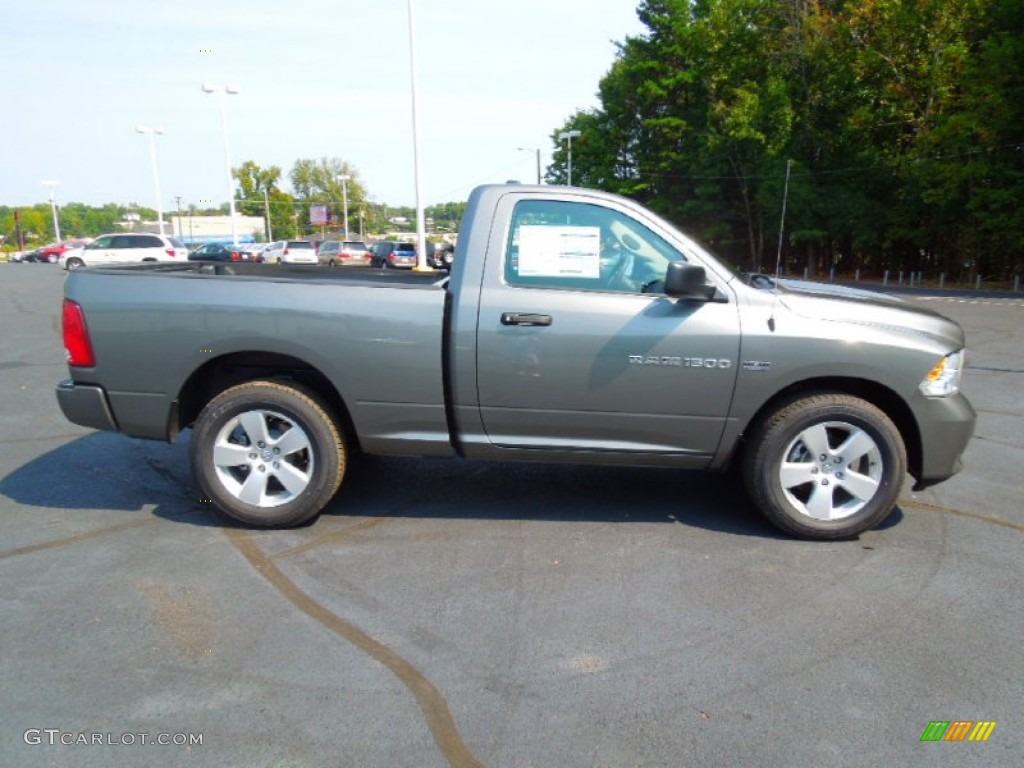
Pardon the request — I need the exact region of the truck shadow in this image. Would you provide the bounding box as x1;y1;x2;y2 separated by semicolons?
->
0;433;903;539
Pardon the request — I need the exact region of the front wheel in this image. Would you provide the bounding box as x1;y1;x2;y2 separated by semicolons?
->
190;380;346;527
65;257;84;270
742;393;906;540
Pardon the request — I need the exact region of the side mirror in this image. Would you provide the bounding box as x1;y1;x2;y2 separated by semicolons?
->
664;262;716;300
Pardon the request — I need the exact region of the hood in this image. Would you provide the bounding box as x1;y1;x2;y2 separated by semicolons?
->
775;281;966;350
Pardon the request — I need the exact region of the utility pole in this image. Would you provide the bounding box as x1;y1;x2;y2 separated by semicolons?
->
558;130;581;186
174;196;183;239
263;188;273;241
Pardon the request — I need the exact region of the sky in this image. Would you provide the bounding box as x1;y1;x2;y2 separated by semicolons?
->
2;1;647;212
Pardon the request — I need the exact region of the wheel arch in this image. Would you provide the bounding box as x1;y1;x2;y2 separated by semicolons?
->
731;377;922;481
171;351;361;453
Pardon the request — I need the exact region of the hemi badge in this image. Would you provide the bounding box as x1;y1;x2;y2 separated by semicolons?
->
742;361;772;371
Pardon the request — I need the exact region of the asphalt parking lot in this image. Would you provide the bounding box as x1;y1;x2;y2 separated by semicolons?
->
1;264;1021;768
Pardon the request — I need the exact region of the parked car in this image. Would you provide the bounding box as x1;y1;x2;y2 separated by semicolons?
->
9;249;38;263
427;242;455;270
242;243;268;262
263;240;317;265
60;233;187;270
318;240;372;267
38;239;92;263
188;243;246;262
370;241;417;269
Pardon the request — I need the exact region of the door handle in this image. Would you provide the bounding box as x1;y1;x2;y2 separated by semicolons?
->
501;312;552;327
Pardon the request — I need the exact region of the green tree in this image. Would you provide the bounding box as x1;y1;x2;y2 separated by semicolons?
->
548;0;1024;279
289;157;368;234
233;160;294;240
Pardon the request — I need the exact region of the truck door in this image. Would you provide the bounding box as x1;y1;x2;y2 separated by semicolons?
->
474;197;741;465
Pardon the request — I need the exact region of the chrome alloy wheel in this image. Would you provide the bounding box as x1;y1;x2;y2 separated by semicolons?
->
778;420;883;521
211;408;314;508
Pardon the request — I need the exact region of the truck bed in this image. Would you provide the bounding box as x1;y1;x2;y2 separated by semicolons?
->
63;263;454;457
85;260;449;287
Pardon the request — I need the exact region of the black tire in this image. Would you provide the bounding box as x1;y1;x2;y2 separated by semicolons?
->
190;380;346;527
66;257;84;270
742;393;906;540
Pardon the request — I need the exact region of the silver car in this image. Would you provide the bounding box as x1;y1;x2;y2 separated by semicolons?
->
317;240;372;267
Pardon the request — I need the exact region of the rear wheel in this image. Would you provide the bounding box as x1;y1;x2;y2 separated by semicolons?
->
190;380;346;527
742;393;906;540
66;257;84;270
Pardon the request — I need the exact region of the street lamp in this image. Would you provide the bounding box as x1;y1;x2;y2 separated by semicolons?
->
558;129;581;186
202;83;240;245
517;147;542;185
337;174;350;236
41;180;61;242
136;125;166;235
407;0;429;270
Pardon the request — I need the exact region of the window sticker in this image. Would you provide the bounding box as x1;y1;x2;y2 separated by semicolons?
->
517;225;600;278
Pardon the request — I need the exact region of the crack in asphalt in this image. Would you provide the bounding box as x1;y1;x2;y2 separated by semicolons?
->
899;497;1024;533
225;527;485;768
0;518;155;560
272;517;395;560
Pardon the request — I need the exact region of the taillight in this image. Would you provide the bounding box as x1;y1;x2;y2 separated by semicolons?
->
166;248;176;258
63;299;96;367
284;248;290;255
231;252;241;260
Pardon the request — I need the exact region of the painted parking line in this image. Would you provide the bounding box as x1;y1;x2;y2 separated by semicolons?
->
902;295;1024;307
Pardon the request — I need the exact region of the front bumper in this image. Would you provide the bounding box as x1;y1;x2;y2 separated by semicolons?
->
911;392;976;490
55;379;119;433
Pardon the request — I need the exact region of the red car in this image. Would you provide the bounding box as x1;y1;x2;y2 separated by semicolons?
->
37;239;91;263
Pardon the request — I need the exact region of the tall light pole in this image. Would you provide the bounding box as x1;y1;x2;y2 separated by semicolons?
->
174;195;183;239
337;174;350;236
407;0;429;270
202;83;240;245
41;180;61;242
517;147;542;185
558;129;581;186
136;125;166;235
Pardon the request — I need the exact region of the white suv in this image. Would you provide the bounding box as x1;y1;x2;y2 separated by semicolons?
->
61;233;187;270
263;240;318;265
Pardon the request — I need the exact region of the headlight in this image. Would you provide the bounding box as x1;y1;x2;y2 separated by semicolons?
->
919;350;964;396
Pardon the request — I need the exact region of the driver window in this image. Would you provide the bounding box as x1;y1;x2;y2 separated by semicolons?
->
505;199;684;293
88;236;114;249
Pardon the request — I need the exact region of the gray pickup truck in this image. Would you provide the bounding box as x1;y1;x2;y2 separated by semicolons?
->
56;184;975;540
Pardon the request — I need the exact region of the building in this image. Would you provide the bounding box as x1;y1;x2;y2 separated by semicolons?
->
159;214;266;245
